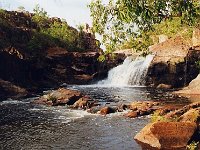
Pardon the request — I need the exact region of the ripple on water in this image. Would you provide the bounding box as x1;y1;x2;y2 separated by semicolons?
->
0;86;190;150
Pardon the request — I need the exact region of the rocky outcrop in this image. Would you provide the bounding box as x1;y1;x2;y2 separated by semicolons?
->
135;102;200;150
192;28;200;48
146;36;200;88
175;74;200;95
0;10;126;99
0;79;28;99
134;122;197;150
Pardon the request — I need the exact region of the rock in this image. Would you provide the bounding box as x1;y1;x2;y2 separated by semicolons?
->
156;83;172;89
147;36;195;88
34;88;82;106
99;106;116;115
165;102;200;119
175;74;200;95
87;106;101;114
192;28;200;47
179;108;200;123
159;34;168;43
0;79;28;99
129;101;158;111
117;104;129;112
134;122;197;149
138;109;152;116
129;101;148;111
73;96;91;109
124;111;138;118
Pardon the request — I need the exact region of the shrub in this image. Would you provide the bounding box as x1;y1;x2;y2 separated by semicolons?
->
32;4;49;29
151;111;179;123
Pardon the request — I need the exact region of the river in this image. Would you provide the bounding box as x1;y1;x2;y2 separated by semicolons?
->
0;85;189;150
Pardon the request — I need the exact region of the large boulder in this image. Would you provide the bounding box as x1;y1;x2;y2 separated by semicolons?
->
134;122;197;149
34;88;83;106
99;106;116;115
175;74;200;95
146;36;199;88
192;28;200;47
0;79;28;99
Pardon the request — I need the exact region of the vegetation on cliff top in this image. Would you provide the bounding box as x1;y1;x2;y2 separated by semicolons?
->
89;0;200;54
0;5;96;58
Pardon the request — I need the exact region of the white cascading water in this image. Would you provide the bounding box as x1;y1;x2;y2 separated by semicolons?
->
98;55;154;86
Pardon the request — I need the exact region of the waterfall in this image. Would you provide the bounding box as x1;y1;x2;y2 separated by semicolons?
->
98;55;154;86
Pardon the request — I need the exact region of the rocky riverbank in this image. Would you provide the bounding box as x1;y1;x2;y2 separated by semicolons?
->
34;87;200;149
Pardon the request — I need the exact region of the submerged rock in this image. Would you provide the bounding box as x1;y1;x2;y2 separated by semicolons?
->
134;122;197;150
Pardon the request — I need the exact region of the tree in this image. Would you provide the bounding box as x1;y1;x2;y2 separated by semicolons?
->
89;0;200;53
17;6;25;12
32;4;49;29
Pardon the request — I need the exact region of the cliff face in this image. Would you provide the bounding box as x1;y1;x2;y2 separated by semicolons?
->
146;35;200;88
0;10;125;99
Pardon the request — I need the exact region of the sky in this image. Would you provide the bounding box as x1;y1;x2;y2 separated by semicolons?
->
0;0;92;27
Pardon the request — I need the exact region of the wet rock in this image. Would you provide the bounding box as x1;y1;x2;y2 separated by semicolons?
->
129;101;159;111
129;101;148;111
87;106;101;114
134;122;197;150
124;111;138;118
117;104;129;112
138;109;153;116
156;83;172;89
34;88;82;106
73;96;92;109
99;106;116;115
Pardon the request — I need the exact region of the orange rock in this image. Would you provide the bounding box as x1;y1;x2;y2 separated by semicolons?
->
124;111;138;118
99;106;116;115
134;122;197;149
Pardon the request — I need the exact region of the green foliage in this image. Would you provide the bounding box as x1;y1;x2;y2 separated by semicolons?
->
42;21;80;50
187;141;199;150
97;55;106;62
27;31;55;55
0;9;6;15
28;5;87;53
151;111;179;123
32;4;49;29
119;17;194;52
89;0;200;53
